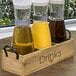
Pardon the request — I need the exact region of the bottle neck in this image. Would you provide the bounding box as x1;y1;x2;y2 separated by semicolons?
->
14;8;31;26
49;3;64;21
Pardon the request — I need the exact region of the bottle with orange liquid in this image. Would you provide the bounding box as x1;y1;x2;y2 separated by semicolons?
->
31;0;52;49
12;0;34;55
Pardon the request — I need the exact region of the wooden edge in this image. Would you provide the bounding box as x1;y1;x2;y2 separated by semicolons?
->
2;39;74;61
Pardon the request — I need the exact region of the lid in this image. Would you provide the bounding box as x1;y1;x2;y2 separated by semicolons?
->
50;0;64;4
32;0;49;6
12;0;32;9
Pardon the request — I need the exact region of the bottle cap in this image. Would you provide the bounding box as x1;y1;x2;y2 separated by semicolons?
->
12;0;31;9
50;0;64;4
32;0;49;6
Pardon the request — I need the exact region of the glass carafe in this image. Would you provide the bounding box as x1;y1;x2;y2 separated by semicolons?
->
32;0;52;49
49;0;68;43
12;0;33;55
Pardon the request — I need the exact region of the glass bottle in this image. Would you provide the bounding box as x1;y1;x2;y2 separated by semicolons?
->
32;0;52;49
12;0;33;55
49;0;66;43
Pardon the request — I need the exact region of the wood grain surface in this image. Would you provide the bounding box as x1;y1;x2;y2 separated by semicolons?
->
0;31;76;76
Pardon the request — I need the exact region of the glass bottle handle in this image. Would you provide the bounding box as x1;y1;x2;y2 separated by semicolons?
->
66;29;71;40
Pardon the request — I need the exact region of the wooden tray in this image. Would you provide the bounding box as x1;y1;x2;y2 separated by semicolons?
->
1;39;74;76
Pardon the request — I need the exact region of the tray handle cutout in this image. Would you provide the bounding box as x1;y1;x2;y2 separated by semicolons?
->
3;45;19;60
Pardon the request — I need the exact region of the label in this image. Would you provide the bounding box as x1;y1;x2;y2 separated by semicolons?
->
23;49;62;66
39;50;62;64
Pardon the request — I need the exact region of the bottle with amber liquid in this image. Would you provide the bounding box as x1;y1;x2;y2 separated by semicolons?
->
12;0;33;55
32;0;52;49
49;0;67;43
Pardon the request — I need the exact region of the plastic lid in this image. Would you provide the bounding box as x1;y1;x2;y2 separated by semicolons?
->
12;0;31;9
50;0;64;4
32;0;49;6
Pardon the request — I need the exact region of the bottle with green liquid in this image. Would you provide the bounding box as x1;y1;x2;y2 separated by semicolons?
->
12;0;34;55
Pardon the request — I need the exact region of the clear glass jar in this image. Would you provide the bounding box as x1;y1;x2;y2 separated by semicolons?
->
12;0;34;55
32;0;52;49
49;0;68;43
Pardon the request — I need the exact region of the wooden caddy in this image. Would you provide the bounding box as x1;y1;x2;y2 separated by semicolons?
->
2;39;74;76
